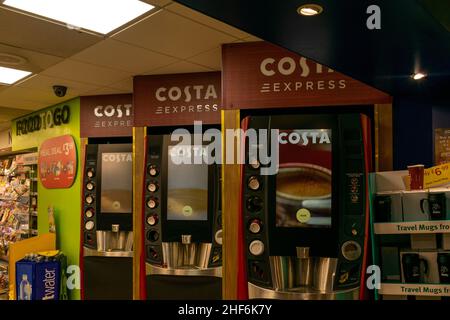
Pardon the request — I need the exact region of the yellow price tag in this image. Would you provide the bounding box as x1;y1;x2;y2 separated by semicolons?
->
424;163;450;188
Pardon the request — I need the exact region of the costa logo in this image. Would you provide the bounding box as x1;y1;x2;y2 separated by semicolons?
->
102;153;132;163
260;57;334;77
16;105;70;136
155;85;218;103
94;104;132;118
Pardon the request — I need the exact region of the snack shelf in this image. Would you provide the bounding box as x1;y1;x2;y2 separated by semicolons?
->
379;283;450;297
374;220;450;235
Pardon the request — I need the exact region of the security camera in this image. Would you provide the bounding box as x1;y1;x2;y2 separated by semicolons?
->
53;85;67;97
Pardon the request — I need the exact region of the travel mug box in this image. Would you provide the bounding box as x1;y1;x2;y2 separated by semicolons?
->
399;250;440;284
402;190;430;222
16;259;61;300
374;191;403;222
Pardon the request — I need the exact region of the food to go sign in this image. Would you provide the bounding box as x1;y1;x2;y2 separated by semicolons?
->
15;105;70;136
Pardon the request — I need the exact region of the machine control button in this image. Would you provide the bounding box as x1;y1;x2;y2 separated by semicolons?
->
147;214;158;226
248;176;261;191
247;196;263;212
147;198;158;209
249;219;262;234
86;182;94;191
341;241;362;261
86;168;95;178
249;240;265;256
85;221;95;231
351;229;358;236
85;208;94;218
339;271;349;284
250;161;260;169
85;195;94;204
147;230;159;242
296;208;311;224
147;182;158;192
215;229;223;245
148;165;159;177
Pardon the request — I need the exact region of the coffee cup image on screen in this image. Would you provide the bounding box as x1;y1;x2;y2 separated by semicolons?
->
276;129;332;228
167;146;208;221
101;153;132;213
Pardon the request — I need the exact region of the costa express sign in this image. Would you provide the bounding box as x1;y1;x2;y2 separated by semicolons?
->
16;105;70;136
133;71;221;126
39;135;77;189
80;94;133;138
222;42;391;109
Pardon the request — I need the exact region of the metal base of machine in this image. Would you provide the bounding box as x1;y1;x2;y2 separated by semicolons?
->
83;246;133;258
248;282;360;300
146;263;222;277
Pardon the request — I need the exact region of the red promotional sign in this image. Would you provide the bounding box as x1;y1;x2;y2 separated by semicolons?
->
222;42;391;109
39;135;77;189
133;72;221;127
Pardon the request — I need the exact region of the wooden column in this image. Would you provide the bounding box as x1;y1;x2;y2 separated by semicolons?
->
221;109;241;299
132;127;146;300
374;103;393;171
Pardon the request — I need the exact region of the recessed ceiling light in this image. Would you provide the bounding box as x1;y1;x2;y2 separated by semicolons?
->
3;0;155;34
0;53;28;66
412;72;427;80
0;66;32;85
297;4;323;16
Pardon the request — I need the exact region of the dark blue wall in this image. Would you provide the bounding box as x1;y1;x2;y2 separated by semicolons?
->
393;98;450;170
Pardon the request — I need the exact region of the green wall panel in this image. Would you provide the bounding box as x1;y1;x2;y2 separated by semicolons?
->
12;98;81;300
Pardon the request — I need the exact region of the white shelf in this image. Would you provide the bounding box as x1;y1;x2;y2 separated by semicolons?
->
380;283;450;297
374;220;450;235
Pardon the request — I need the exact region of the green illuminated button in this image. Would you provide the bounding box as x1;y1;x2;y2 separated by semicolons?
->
182;205;193;217
296;208;311;223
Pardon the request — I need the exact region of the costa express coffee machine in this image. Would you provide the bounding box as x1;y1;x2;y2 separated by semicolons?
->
81;142;133;299
143;128;222;299
239;113;371;300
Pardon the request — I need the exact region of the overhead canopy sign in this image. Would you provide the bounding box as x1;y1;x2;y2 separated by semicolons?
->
80;94;133;138
222;42;392;109
133;72;221;126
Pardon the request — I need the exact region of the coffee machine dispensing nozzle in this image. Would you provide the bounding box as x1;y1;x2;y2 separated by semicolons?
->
112;224;120;233
181;235;192;245
296;247;310;259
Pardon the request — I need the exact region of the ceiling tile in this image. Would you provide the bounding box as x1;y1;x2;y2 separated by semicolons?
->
0;43;63;73
166;3;252;39
187;47;221;70
42;59;132;87
0;106;29;121
0;86;59;104
148;61;212;75
0;95;51;110
114;9;236;59
71;38;177;73
0;7;101;58
17;74;100;94
108;77;133;92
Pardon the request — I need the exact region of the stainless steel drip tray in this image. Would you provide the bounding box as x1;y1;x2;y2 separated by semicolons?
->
248;282;359;300
84;246;133;258
146;263;222;278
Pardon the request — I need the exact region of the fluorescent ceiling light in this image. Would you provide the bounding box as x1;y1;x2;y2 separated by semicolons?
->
0;66;31;85
3;0;154;34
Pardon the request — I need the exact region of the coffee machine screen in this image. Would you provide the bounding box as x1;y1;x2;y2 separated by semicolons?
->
276;129;332;228
167;146;208;221
101;152;133;213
